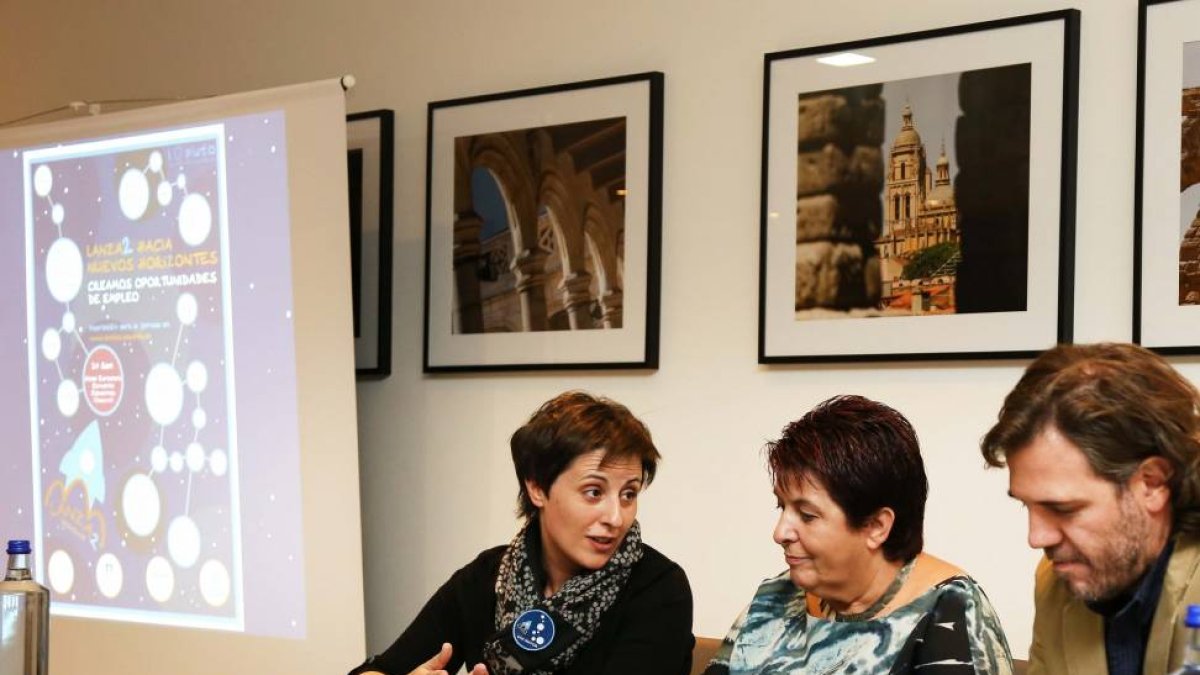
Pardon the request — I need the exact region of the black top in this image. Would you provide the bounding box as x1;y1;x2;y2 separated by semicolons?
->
348;544;694;675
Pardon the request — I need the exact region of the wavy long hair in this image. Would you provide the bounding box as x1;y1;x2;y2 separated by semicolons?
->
981;343;1200;536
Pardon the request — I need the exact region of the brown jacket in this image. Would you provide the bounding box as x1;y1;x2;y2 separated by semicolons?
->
1028;535;1200;674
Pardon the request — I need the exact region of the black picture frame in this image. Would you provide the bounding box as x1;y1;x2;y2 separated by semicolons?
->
1134;0;1200;352
758;11;1079;363
346;109;394;379
423;72;663;372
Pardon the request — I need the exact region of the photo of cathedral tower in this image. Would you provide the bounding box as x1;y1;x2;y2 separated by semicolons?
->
792;62;1031;320
876;103;960;314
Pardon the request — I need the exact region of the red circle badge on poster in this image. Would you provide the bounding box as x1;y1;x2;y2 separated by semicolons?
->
83;345;124;416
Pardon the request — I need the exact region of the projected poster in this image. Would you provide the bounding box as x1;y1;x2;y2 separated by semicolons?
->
6;113;305;636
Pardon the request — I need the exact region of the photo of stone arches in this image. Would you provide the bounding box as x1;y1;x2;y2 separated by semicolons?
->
452;117;627;334
793;63;1032;320
424;72;663;371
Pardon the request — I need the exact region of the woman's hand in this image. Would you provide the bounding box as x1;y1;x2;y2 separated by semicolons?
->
405;643;454;675
358;642;486;675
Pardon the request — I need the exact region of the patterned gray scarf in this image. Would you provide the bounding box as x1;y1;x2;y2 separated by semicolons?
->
482;517;643;674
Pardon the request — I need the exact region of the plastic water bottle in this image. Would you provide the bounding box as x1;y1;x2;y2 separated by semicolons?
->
1172;604;1200;675
0;540;49;675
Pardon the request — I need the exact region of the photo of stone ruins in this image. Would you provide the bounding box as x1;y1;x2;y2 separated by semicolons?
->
1180;43;1200;305
450;117;627;334
793;63;1033;320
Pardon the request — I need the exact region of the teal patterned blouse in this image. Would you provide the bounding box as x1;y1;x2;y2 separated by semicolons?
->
704;572;1013;675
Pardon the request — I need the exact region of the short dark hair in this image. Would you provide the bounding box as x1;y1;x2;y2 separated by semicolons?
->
766;395;928;562
981;342;1200;535
511;391;660;519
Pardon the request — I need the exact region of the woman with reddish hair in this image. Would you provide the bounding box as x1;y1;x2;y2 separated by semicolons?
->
705;395;1012;674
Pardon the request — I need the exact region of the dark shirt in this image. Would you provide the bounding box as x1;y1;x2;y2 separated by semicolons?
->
347;544;694;675
1086;539;1176;675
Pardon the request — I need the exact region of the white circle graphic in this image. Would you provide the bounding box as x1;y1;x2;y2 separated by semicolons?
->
156;180;173;207
96;553;123;598
51;203;64;225
41;329;61;361
150;445;168;473
199;559;231;607
145;362;184;425
47;549;74;594
118;168;150;220
178;193;212;246
148;150;163;173
192;408;207;430
33;165;53;197
185;442;205;472
122;473;160;537
61;311;76;332
56;379;79;417
176;293;198;326
209;449;228;477
45;237;83;303
185;361;208;393
167;515;201;569
145;556;174;603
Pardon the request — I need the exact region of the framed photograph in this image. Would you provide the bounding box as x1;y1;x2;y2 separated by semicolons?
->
1135;0;1200;352
759;11;1079;363
347;109;394;379
423;72;663;372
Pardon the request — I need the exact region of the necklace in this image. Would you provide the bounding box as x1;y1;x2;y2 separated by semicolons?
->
822;557;916;622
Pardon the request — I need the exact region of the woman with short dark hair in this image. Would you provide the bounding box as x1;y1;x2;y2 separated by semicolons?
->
705;395;1012;675
349;391;694;675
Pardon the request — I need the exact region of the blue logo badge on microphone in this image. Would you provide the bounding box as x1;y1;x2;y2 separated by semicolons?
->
512;608;555;652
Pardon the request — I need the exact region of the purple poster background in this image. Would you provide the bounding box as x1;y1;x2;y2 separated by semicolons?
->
28;126;240;628
0;110;305;638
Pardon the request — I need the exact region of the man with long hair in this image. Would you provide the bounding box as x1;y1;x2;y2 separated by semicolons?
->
982;343;1200;675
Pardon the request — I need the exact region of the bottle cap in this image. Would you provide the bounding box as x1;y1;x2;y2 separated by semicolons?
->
1186;604;1200;628
6;540;31;555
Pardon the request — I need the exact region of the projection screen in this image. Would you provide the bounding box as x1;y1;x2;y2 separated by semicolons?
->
0;78;365;674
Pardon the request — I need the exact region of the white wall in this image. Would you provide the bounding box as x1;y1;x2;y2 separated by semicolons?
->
1;0;1165;663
